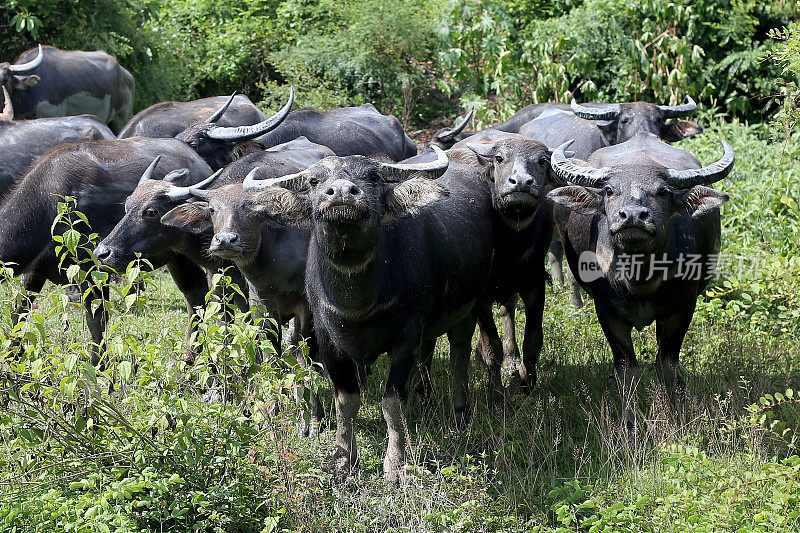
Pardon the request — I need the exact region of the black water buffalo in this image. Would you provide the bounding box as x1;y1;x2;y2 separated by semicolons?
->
118;93;267;139
0;86;115;196
547;136;734;427
453;134;560;399
1;45;135;133
520;107;612;307
251;103;417;161
0;137;212;365
571;96;703;145
93;137;333;368
243;148;497;484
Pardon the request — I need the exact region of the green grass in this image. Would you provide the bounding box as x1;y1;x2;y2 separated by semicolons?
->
0;120;799;532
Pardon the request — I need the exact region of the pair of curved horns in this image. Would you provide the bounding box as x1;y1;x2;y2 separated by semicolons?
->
0;86;12;121
9;44;43;73
242;146;451;192
206;87;294;141
436;107;474;142
571;95;697;120
137;155;222;201
550;139;735;188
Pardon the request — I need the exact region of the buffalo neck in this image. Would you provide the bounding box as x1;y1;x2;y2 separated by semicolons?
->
310;220;384;318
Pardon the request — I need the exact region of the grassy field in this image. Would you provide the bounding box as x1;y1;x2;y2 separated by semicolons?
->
0;119;798;532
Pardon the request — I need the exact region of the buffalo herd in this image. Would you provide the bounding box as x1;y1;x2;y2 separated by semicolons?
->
1;45;735;484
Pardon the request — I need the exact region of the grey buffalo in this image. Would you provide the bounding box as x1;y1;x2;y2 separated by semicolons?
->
547;135;734;427
94;137;333;368
251;102;417;161
571;96;703;144
0;86;115;197
119;93;267;139
1;45;135;132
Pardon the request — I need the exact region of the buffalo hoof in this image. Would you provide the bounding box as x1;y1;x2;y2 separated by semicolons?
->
325;446;357;480
383;453;407;487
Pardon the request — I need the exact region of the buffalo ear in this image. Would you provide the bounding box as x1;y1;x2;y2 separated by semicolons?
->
547;186;605;215
161;202;212;234
662;120;703;142
673;185;728;218
384;177;449;218
13;74;40;89
249;188;311;224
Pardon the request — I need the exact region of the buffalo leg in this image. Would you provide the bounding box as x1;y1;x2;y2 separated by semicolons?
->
654;307;694;398
413;338;437;402
547;239;566;286
476;303;505;404
322;336;361;478
517;275;546;393
499;293;520;364
9;272;47;356
597;310;639;430
83;283;110;368
290;316;325;437
382;347;416;486
167;258;209;363
449;315;476;428
566;263;584;309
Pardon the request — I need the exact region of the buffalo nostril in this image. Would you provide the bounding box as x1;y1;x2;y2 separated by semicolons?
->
525;178;534;186
229;234;239;244
325;188;335;196
639;210;649;220
94;246;110;259
619;210;628;220
508;177;517;185
349;185;361;195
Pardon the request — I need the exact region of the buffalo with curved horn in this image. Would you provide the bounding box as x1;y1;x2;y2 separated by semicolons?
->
547;135;733;430
1;44;134;132
570;95;703;144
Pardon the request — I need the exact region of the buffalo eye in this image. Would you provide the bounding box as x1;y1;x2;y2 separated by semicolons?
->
142;208;157;219
657;187;670;197
494;154;504;163
208;206;215;214
308;177;319;186
537;157;547;166
620;118;629;124
604;186;614;197
367;170;381;183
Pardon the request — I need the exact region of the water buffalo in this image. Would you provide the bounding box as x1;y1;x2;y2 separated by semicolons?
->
118;93;267;139
428;103;575;151
520;108;612;308
571;96;703;145
454;134;560;399
1;45;135;133
251;103;417;161
0;137;212;365
0;86;115;197
243;148;497;484
93;137;333;367
547;136;734;427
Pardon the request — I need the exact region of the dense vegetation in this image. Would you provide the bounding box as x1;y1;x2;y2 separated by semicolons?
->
0;1;799;531
1;0;798;125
